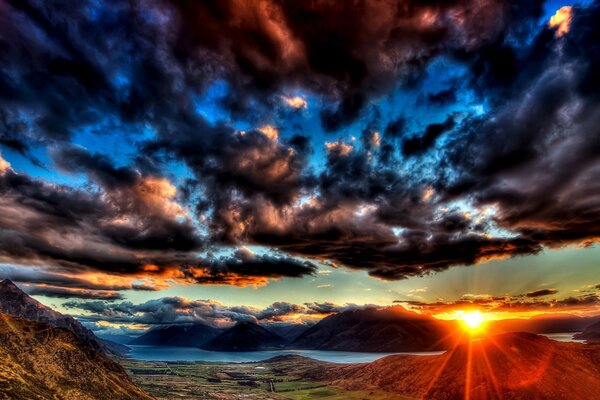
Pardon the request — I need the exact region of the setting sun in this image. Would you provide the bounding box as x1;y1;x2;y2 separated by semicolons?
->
458;311;486;332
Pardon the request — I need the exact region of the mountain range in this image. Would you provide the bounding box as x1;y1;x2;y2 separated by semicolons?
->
129;305;455;352
291;306;455;352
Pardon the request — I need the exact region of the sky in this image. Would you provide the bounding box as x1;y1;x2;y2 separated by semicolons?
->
0;0;599;336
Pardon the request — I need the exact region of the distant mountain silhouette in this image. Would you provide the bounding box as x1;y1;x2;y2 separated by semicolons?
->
202;322;287;351
0;279;123;356
267;323;312;343
0;312;153;400
574;320;600;342
130;323;223;346
97;333;137;345
291;306;454;352
291;332;600;400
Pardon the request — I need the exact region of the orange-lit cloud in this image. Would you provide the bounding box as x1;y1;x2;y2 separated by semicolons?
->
325;141;353;156
549;6;572;37
257;124;279;140
282;95;308;109
0;153;10;174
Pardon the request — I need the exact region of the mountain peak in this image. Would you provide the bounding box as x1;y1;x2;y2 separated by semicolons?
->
0;276;112;355
0;278;19;289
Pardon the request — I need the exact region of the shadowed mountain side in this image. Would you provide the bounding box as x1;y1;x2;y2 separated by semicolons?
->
574;321;600;343
129;323;223;347
202;322;287;351
282;333;600;400
0;313;154;400
292;306;455;352
0;279;122;356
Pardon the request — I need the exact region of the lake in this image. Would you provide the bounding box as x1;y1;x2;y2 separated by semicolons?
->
127;346;444;363
540;332;586;343
127;333;586;363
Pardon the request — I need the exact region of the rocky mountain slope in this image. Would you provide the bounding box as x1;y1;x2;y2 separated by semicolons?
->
0;312;153;400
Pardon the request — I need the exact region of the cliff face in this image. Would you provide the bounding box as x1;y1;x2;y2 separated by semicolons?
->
0;313;154;400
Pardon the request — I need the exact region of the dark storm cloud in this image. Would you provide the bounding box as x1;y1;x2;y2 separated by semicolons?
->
166;0;518;130
203;128;541;280
0;0;599;288
526;288;559;298
206;248;317;279
0;0;528;149
25;286;125;300
402;114;456;156
423;88;458;106
442;3;600;252
0;150;315;287
0;158;200;275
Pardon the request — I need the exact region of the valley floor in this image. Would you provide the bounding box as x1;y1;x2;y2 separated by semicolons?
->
121;357;409;400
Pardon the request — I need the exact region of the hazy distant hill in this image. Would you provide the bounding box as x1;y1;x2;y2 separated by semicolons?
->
202;322;287;351
489;313;600;334
287;332;600;400
291;306;454;352
130;323;223;346
574;320;600;342
0;279;124;356
0;313;154;400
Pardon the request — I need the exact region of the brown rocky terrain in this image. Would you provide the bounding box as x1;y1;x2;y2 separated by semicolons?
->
0;312;154;400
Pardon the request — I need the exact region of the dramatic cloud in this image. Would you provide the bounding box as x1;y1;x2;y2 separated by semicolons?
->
0;0;599;292
0;150;315;287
